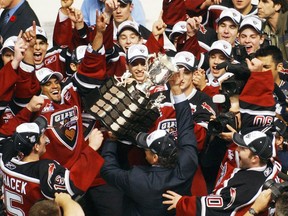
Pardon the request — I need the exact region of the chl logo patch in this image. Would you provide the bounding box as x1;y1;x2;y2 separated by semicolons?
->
51;106;79;150
44;55;57;65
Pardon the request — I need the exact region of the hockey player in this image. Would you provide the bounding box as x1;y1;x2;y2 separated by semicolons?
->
0;117;104;216
163;130;280;215
0;11;107;171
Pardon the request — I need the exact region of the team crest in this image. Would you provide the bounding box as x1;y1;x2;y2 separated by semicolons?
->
51;106;79;150
44;55;57;65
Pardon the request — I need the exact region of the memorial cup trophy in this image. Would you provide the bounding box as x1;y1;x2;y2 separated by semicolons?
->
86;51;179;141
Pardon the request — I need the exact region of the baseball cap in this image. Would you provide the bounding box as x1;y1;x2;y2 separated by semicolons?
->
217;8;242;26
136;130;177;158
174;51;199;71
233;131;273;160
239;15;263;34
127;44;148;64
71;45;87;64
117;20;140;38
169;21;187;41
0;36;17;54
119;0;132;5
208;40;232;59
36;67;63;85
25;25;48;42
13;116;48;156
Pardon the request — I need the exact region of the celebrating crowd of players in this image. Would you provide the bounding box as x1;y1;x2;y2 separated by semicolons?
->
0;0;288;215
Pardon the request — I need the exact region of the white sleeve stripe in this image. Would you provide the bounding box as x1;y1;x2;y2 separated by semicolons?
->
64;170;75;196
74;74;101;89
19;61;34;73
240;108;276;116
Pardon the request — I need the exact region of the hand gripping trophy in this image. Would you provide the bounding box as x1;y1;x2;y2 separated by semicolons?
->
86;44;178;141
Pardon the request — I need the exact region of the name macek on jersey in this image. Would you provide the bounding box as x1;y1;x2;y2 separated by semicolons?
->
2;173;27;194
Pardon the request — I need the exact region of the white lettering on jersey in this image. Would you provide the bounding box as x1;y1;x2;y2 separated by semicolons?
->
2;174;27;195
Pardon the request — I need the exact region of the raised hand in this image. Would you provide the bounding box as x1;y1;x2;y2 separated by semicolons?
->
152;11;167;40
186;16;202;38
67;7;84;30
246;57;263;72
61;0;74;9
193;69;206;90
22;21;37;48
26;95;45;112
11;31;28;69
96;10;107;33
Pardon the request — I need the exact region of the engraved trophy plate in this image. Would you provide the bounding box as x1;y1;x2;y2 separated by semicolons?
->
86;53;178;141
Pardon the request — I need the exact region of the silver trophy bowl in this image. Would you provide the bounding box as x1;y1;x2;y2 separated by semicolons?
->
148;53;179;85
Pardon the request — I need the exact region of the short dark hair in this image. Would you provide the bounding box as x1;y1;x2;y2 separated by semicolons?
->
272;0;288;13
29;200;59;216
158;151;178;168
255;45;283;65
276;192;288;216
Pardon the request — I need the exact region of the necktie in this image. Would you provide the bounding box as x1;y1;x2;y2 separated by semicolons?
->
4;11;10;24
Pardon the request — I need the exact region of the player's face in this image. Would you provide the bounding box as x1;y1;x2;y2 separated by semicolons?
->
258;0;279;19
113;2;132;25
209;51;228;78
232;0;252;14
236;146;254;169
145;149;157;165
179;68;195;94
0;0;16;9
128;59;147;83
1;49;14;65
118;30;142;53
61;0;74;8
239;28;264;54
33;39;49;65
41;77;62;103
38;134;50;156
257;55;279;80
216;20;239;46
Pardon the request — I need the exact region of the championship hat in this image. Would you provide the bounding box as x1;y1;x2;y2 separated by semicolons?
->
25;25;48;42
13;116;48;156
136;130;177;158
71;45;87;64
0;36;17;54
174;51;199;71
208;40;232;59
217;8;242;26
169;21;187;41
239;15;263;34
127;44;148;64
36;67;63;85
233;131;273;160
117;20;140;38
119;0;132;5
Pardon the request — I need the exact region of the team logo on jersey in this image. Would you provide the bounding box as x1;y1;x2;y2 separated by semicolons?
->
189;103;196;114
5;162;16;170
64;91;71;101
201;102;216;116
158;119;178;138
44;55;57;65
227;149;235;161
225;187;237;209
47;163;56;190
51;106;79;150
264;167;272;177
215;162;227;187
54;175;66;191
42;102;55;113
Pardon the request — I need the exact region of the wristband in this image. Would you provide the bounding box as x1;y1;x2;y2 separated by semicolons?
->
248;208;258;215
